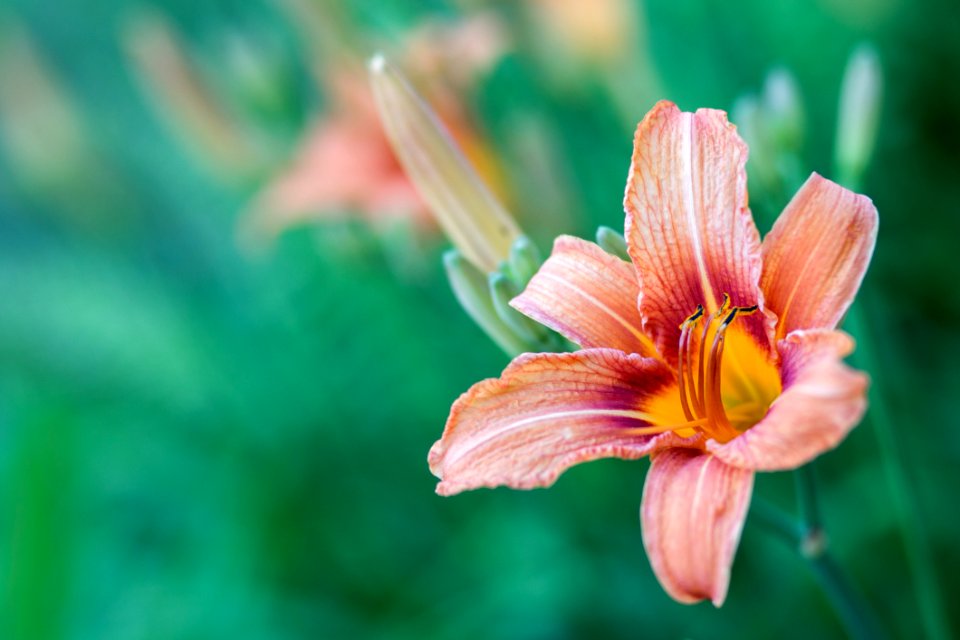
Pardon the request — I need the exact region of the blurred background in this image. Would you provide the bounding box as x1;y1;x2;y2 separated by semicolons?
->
0;0;958;638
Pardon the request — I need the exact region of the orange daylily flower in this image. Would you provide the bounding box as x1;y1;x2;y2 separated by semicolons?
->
428;101;877;606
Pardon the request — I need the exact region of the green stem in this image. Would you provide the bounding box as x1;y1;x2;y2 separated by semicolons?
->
838;158;949;640
794;463;822;533
806;552;886;640
844;303;950;640
794;468;886;640
751;492;886;640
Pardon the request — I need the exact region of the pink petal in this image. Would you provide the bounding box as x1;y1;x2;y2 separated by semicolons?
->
429;349;697;496
707;329;868;471
641;448;754;606
624;101;770;364
761;173;878;339
510;235;660;357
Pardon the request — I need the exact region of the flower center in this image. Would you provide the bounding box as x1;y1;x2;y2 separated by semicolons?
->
675;293;776;443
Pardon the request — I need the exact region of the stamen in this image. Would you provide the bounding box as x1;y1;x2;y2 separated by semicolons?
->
697;294;728;409
721;303;762;401
675;294;763;442
677;305;703;422
684;333;704;417
704;323;728;428
718;293;732;313
677;323;695;422
722;308;738;326
697;312;710;409
677;304;704;329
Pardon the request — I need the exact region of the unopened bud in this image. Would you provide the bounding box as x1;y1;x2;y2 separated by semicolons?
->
595;226;629;261
731;95;777;191
489;272;550;345
835;44;882;189
443;250;527;356
370;54;520;272
504;236;543;289
762;67;804;152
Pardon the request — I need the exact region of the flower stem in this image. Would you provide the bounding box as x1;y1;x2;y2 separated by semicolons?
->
794;466;886;640
805;551;886;640
751;485;886;640
821;96;947;636
844;302;951;640
794;463;822;533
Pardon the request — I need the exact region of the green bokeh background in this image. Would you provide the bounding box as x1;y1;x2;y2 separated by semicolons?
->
0;0;958;638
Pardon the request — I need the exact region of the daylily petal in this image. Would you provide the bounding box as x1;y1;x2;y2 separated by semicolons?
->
707;329;868;471
510;235;659;357
624;101;768;364
429;349;697;496
761;173;878;338
641;448;754;606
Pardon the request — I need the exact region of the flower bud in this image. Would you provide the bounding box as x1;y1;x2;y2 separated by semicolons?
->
504;236;543;289
489;272;551;346
369;54;520;272
595;226;629;261
835;44;882;189
443;250;527;356
762;67;804;153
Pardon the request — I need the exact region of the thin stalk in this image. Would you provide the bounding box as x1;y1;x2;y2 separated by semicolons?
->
794;463;822;532
844;302;950;640
794;467;887;640
806;551;887;640
751;492;886;640
837;110;949;638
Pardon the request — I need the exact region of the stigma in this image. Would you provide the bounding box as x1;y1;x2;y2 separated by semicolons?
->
676;293;759;443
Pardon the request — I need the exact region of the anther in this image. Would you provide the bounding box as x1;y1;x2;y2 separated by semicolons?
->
678;304;703;329
721;303;758;328
718;292;731;313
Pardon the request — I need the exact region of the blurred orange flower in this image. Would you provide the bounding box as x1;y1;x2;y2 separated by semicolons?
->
245;14;508;242
530;0;634;63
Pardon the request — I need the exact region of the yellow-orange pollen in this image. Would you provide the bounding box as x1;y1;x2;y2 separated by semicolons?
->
676;293;759;443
